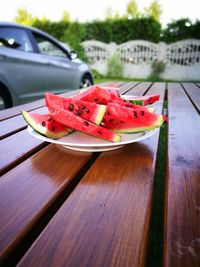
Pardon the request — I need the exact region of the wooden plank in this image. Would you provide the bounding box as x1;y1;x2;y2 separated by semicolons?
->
97;81;126;87
126;82;152;95
0;145;92;264
0;99;45;122
118;82;140;94
0;107;47;139
182;83;200;112
0;129;48;176
164;83;200;267
18;83;166;267
0;90;78;122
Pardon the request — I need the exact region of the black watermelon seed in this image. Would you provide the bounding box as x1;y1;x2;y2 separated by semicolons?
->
133;111;138;118
42;121;46;126
69;104;74;111
107;111;110;115
76;109;82;115
51;126;56;131
94;98;98;102
109;118;114;123
97;130;102;134
140;111;145;116
81;105;86;109
84;121;89;126
85;108;90;113
47;117;52;122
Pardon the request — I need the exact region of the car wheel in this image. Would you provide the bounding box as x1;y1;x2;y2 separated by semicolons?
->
0;89;12;110
80;74;93;88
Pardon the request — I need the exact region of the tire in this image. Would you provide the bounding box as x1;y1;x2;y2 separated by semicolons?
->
0;88;12;110
80;74;93;89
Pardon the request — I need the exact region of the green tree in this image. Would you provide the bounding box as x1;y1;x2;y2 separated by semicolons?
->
61;10;70;22
144;0;162;21
126;0;140;19
14;7;35;25
104;5;121;20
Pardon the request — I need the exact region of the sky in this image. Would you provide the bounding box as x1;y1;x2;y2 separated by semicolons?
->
0;0;199;26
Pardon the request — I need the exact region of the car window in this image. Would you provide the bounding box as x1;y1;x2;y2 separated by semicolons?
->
33;33;67;58
0;27;33;52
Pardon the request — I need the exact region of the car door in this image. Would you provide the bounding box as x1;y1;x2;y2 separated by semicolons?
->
31;31;80;94
0;26;52;103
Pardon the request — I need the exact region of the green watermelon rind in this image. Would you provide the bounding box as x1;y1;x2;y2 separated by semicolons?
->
21;111;71;139
113;115;164;133
94;105;107;125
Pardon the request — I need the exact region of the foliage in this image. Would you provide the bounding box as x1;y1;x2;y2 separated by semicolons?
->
91;69;105;80
126;0;140;19
161;18;200;43
149;60;165;80
61;10;71;22
144;0;162;22
61;22;86;61
13;7;200;47
14;7;35;26
104;6;121;20
33;20;70;40
83;17;161;43
107;54;123;78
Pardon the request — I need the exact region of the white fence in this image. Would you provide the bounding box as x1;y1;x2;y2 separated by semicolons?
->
81;39;200;80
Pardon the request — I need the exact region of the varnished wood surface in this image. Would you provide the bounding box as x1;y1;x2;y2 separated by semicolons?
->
0;89;78;122
17;83;165;267
127;82;152;95
0;99;45;122
182;83;200;112
1;82;199;267
0;145;92;263
164;83;200;267
0;107;48;139
0;129;48;176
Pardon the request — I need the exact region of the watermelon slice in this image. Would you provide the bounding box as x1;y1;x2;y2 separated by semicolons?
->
122;94;160;106
45;93;106;125
21;111;72;139
73;85;121;104
53;108;121;142
103;103;166;133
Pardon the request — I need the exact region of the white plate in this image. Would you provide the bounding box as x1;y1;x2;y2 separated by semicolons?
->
27;126;158;152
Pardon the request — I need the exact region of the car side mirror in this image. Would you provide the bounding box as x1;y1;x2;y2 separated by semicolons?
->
70;51;77;60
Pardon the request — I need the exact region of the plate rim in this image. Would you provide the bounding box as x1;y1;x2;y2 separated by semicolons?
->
27;126;158;148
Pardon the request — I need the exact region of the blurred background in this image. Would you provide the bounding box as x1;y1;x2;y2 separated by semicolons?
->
0;0;200;109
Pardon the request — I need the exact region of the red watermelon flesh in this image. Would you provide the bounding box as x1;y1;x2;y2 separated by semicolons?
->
103;103;166;133
73;85;121;104
111;99;155;113
45;93;106;125
21;111;72;139
53;108;121;142
122;94;160;106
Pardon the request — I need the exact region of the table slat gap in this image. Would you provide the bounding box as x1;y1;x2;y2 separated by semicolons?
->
17;83;166;267
0;146;97;266
164;83;200;267
181;83;200;113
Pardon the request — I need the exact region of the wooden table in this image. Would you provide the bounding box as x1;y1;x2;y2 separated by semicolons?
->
0;82;200;267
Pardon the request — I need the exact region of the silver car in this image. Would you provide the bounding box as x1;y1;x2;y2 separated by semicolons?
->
0;22;93;109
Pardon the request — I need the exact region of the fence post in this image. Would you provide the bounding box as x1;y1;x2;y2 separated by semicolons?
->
108;42;118;57
158;42;167;62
